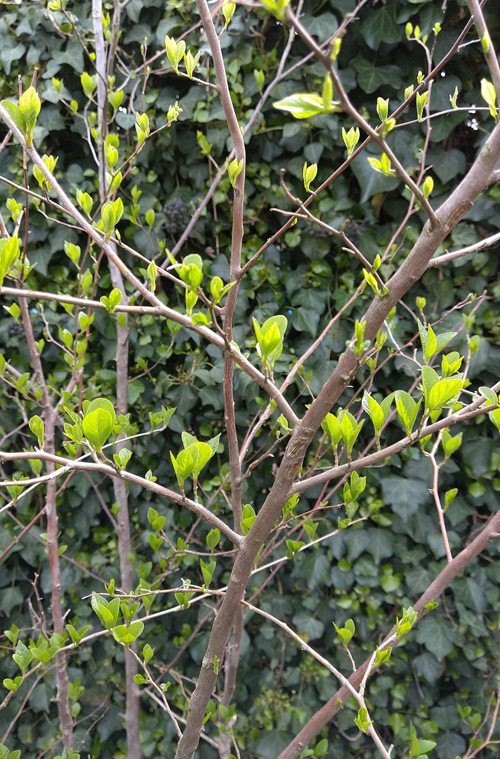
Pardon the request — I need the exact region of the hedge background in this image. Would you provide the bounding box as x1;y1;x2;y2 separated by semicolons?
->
1;1;500;757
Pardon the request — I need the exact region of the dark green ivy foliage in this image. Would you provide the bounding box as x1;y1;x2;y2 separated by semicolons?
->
0;1;499;758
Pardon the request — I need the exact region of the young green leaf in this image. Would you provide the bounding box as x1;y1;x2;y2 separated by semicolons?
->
222;1;236;27
441;429;462;459
273;92;341;119
425;377;463;414
82;409;114;453
286;539;305;558
416;90;428;122
481;78;497;119
29;415;44;448
260;0;291;21
341;126;360;157
376;97;389;122
367;153;395;177
321;413;342;458
200;558;216;587
19;87;41;146
395;390;421;437
444;488;458;511
303;161;317;193
422;175;434;198
165;36;186;75
254;69;265;93
354;707;371;733
333;618;355;647
184;50;201;79
479;386;498;405
206;529;220;552
253;315;287;374
80;72;97;98
362;392;386;439
227;158;244;188
338;410;364;460
113;621;144;646
374;646;392;668
147;260;157;292
0;236;21;289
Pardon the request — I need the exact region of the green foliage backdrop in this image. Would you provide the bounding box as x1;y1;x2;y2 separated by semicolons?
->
0;1;499;758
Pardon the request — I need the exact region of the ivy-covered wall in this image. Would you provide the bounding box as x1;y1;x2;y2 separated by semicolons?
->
0;1;500;758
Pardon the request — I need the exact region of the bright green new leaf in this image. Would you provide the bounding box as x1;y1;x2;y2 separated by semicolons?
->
33;153;57;192
441;351;463;377
338;410;364;459
240;504;256;535
342;126;360;156
185;441;213;480
395;390;421;436
374;646;392;667
333;618;355;646
76;189;93;218
418;320;455;362
206;529;220;552
441;429;462;459
0;236;21;289
113;622;144;645
362;392;385;435
222;1;236;27
101;202;116;237
179;254;203;290
143;643;154;663
184;50;201;79
253;315;287;373
171;448;194;489
113;448;132;471
479;386;498;405
82;409;114;452
367;153;395;177
80;71;96;97
286;539;305;558
165;36;186;74
321;413;342;452
416;90;428;122
444;488;458;511
426;378;463;414
303;161;317;192
421;365;439;398
64;241;81;268
376;97;389;122
343;471;366;505
260;0;291;21
147;260;157;292
273;92;341;119
481;78;497;119
200;558;216;587
354;707;371;733
254;69;265;93
108;90;124;111
18;87;41;145
29;415;44;448
422;175;434;198
1;100;25;135
227;158;244;188
489;408;500;432
85;398;116;425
